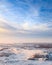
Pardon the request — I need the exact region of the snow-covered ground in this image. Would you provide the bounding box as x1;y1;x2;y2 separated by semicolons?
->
0;44;52;65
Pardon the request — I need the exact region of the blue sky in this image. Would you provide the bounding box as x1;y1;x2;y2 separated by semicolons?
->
0;0;52;43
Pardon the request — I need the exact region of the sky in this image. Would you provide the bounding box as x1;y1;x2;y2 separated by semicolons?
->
0;0;52;44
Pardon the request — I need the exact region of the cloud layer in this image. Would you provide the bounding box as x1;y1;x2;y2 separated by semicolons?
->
0;18;52;37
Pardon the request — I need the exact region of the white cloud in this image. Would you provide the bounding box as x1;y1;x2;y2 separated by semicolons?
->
0;17;52;43
0;17;52;34
20;22;52;32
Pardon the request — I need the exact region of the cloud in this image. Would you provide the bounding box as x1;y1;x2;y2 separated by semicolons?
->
21;22;52;31
0;17;52;37
0;18;17;34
